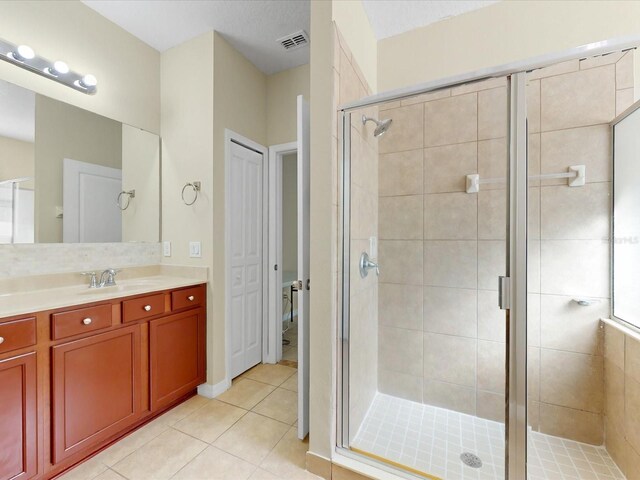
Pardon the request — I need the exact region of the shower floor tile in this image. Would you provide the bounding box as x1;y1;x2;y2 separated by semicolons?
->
351;394;624;480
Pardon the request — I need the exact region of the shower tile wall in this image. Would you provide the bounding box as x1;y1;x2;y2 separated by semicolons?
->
332;24;379;440
376;51;635;444
603;323;640;478
528;51;634;446
376;76;509;419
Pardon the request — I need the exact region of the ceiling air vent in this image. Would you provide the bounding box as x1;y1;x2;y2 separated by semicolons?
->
277;30;309;51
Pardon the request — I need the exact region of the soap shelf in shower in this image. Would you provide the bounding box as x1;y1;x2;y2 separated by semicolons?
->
465;164;586;193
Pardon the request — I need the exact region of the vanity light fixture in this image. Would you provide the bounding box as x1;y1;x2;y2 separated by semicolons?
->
0;37;97;95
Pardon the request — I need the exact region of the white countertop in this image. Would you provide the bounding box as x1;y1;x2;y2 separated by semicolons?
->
0;265;208;319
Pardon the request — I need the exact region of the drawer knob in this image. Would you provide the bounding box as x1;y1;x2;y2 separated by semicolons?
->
188;295;195;301
0;336;4;345
83;318;92;325
144;305;152;312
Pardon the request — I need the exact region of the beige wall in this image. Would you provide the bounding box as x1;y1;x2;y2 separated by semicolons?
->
378;0;640;92
34;95;122;243
161;31;216;383
332;0;377;93
0;136;34;188
211;31;268;387
604;324;640;479
267;64;310;146
122;125;160;243
308;0;338;462
0;1;160;134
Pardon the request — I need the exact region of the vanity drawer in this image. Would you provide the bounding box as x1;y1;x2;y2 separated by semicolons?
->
172;285;205;311
123;293;165;323
52;304;112;340
0;317;36;354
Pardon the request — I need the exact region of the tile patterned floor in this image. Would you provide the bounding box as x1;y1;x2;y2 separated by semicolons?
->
352;393;625;480
59;364;318;480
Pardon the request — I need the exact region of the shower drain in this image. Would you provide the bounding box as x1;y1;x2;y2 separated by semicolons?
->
460;452;483;468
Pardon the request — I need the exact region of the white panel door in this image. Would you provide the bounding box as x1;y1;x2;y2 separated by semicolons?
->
62;158;122;243
297;95;311;439
229;141;264;379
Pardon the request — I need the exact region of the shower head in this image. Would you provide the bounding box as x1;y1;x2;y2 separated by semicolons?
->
362;115;393;138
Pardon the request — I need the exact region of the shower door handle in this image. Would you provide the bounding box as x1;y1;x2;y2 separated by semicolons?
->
499;276;511;310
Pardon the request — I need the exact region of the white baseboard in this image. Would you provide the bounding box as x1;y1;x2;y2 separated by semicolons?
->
197;378;231;399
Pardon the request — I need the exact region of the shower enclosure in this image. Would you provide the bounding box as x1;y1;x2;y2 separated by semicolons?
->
338;40;635;480
0;177;34;244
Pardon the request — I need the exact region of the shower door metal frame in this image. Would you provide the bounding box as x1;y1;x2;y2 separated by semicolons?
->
336;35;640;480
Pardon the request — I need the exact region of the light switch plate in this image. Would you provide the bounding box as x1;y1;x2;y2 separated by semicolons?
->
163;241;171;257
189;241;201;258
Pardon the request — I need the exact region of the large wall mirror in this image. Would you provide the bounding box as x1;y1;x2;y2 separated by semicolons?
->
612;99;640;329
0;78;160;244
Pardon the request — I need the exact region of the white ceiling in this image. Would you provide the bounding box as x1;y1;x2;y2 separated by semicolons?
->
82;1;498;75
362;0;499;40
82;0;311;75
0;80;35;143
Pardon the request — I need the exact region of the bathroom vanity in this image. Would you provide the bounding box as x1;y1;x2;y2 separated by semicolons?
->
0;276;207;480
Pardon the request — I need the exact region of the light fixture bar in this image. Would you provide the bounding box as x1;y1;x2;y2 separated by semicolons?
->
0;38;97;95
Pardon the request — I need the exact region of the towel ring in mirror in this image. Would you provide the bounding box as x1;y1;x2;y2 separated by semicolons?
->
117;189;135;210
182;181;201;206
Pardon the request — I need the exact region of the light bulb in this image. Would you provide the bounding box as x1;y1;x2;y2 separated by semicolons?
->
81;74;97;88
12;44;35;62
53;61;69;74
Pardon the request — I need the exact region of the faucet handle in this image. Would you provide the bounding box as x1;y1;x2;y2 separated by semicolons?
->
81;271;98;288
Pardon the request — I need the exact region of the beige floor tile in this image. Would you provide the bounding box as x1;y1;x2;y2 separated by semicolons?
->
282;347;297;362
216;379;276;410
154;395;211;426
260;427;317;480
95;416;169;466
173;399;247;443
249;469;282;480
172;445;256;480
245;364;297;386
112;428;207;480
252;388;298;425
280;374;298;392
58;457;108;480
214;412;289;464
93;469;126;480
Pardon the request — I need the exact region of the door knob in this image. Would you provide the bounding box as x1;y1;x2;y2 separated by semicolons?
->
0;336;4;344
83;318;92;325
144;305;152;312
188;295;195;301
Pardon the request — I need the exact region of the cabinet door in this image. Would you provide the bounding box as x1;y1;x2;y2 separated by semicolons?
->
150;309;205;411
51;325;141;464
0;353;37;480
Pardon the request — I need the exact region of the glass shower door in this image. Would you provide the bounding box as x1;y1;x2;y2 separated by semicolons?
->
341;75;512;480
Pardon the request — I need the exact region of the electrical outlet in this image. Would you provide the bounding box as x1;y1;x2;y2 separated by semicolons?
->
189;241;201;258
163;241;171;257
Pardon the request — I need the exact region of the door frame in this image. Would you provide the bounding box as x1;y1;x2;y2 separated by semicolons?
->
224;129;269;383
267;141;298;364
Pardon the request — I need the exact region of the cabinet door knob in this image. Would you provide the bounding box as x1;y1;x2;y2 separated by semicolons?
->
83;318;92;325
0;336;4;344
144;305;152;312
188;296;195;301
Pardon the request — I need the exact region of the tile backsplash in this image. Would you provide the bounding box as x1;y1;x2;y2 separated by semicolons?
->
0;242;162;278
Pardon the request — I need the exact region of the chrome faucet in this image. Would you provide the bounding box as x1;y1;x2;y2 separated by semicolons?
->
99;268;118;287
81;268;119;288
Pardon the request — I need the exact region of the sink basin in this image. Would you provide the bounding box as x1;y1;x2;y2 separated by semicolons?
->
77;280;162;295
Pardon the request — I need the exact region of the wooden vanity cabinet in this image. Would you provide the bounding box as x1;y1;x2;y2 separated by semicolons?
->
51;325;142;464
0;352;37;480
150;308;206;411
0;282;206;480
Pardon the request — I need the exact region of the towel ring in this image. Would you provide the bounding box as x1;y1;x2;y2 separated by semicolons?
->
182;181;201;206
117;190;135;210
